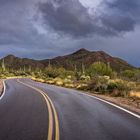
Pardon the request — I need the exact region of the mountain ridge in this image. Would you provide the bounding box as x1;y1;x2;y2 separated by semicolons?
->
0;49;136;72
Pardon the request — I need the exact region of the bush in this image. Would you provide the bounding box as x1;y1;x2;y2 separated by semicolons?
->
80;75;90;81
107;80;129;97
87;76;108;93
122;70;135;79
107;82;118;92
122;69;140;81
87;62;113;77
44;66;60;78
87;77;133;97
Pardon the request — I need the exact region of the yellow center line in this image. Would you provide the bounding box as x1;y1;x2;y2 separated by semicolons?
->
40;93;53;140
43;93;60;140
17;79;54;140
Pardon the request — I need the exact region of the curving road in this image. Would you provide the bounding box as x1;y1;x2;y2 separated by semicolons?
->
0;78;140;140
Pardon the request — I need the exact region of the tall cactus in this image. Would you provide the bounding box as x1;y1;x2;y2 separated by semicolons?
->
2;58;6;71
82;63;85;75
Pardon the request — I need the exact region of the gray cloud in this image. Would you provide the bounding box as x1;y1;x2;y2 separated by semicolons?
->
100;0;140;33
105;0;140;15
0;0;140;67
38;0;140;37
38;0;96;37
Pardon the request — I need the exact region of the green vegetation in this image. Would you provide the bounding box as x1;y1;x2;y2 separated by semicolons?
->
121;69;140;81
0;59;140;99
87;62;118;79
87;62;113;77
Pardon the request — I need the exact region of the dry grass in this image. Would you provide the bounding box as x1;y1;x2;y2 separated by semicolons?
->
6;76;24;79
130;91;140;99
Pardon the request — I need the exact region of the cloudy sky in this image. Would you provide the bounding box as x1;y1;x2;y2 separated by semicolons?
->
0;0;140;66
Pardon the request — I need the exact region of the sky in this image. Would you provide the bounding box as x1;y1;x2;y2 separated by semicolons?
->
0;0;140;67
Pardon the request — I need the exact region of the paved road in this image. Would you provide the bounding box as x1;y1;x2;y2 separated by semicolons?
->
0;78;140;140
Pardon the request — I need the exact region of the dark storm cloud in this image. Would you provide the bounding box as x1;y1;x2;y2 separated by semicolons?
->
39;0;140;37
0;0;140;67
0;0;32;45
105;0;140;14
0;0;50;47
100;0;140;33
38;0;96;37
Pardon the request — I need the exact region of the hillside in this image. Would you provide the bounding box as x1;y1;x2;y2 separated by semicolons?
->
41;48;135;72
0;49;135;72
0;55;44;70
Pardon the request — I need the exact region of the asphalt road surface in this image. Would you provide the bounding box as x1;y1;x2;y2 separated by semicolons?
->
0;78;140;140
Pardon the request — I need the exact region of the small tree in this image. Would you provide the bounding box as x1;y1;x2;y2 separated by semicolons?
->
45;66;59;78
87;62;113;77
2;59;6;72
122;69;140;81
135;70;140;82
122;70;135;79
82;63;85;75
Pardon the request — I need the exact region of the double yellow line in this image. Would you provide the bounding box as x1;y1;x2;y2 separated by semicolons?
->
17;79;60;140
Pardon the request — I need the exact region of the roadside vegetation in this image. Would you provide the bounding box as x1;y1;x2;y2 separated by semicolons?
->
0;60;140;106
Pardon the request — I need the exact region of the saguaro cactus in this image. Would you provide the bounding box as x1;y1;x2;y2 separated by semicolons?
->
2;58;6;71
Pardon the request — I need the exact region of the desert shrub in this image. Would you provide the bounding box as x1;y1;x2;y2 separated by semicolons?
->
87;62;113;77
134;70;140;81
75;71;81;81
76;83;88;90
122;69;140;81
107;82;118;92
53;77;64;86
58;68;74;79
87;76;108;93
80;75;90;81
44;66;60;78
107;80;129;97
87;77;134;97
129;91;140;99
122;70;135;79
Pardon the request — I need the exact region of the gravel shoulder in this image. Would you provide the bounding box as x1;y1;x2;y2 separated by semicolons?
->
91;93;140;115
0;80;4;96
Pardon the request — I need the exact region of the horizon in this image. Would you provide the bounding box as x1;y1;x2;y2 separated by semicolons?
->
0;0;140;67
0;48;139;68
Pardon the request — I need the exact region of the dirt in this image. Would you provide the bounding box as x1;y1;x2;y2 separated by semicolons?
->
0;80;3;96
91;94;140;114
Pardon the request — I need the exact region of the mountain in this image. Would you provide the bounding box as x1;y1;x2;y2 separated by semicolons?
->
41;48;135;72
0;49;136;72
0;55;44;70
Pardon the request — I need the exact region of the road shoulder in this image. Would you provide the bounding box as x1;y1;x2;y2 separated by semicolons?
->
31;78;140;116
90;93;140;115
0;79;4;97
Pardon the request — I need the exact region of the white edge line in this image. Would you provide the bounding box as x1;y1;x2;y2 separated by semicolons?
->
79;92;140;119
0;80;6;100
51;85;140;119
31;79;140;119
